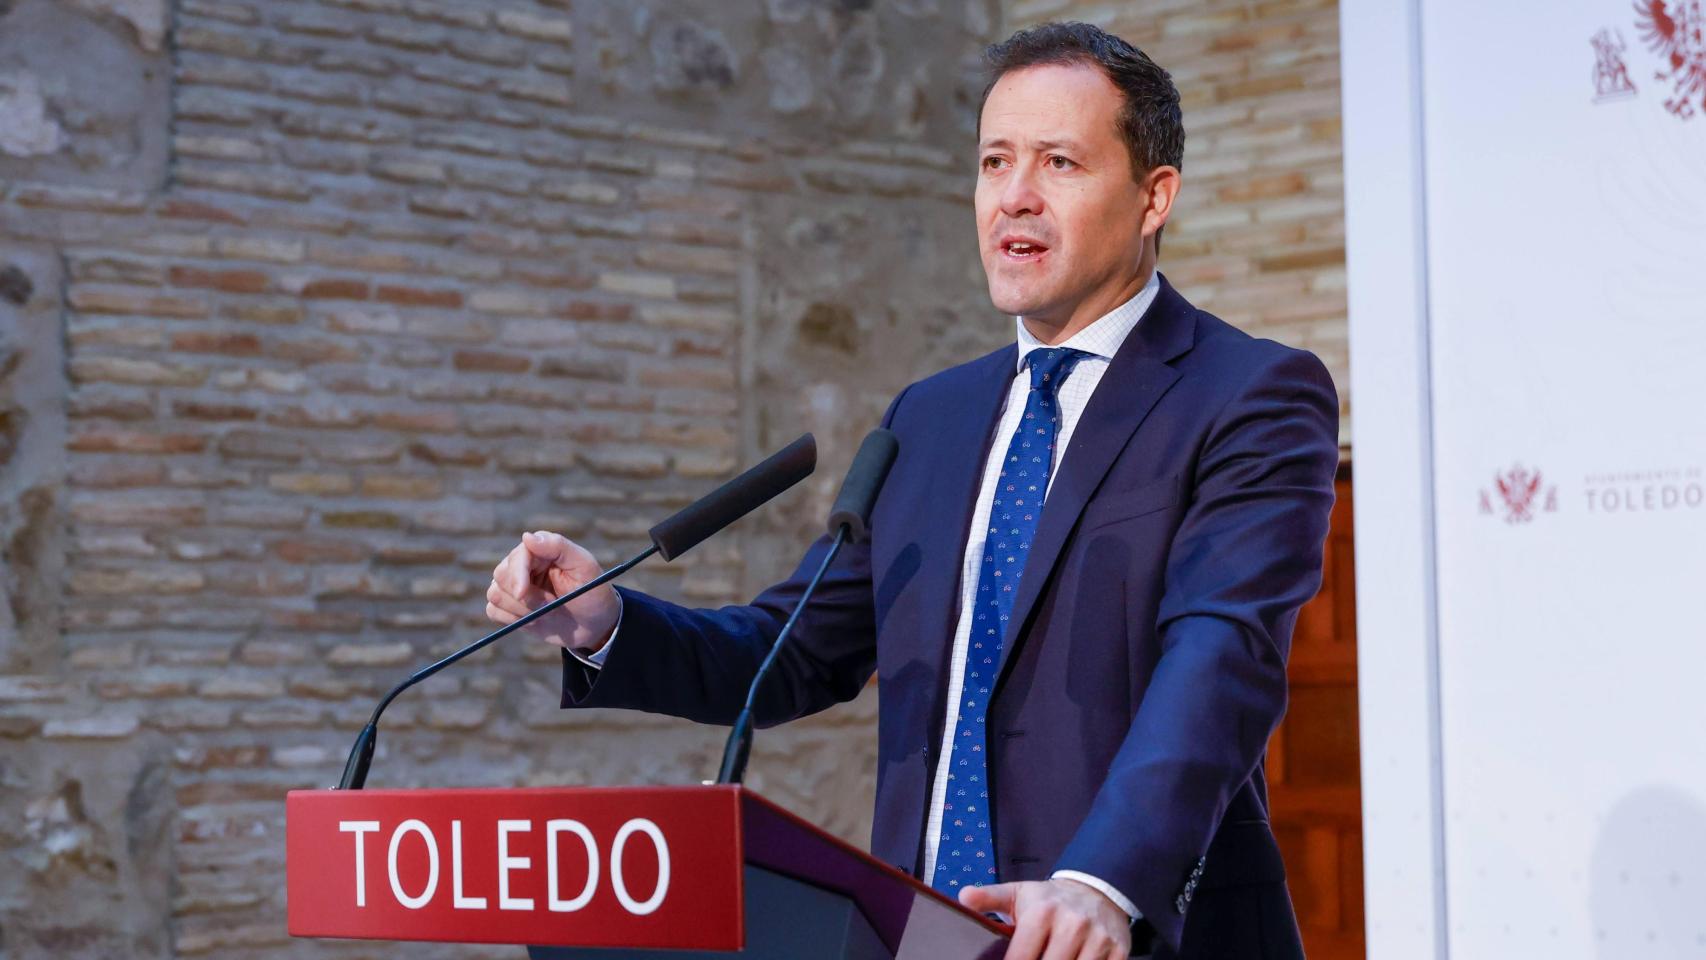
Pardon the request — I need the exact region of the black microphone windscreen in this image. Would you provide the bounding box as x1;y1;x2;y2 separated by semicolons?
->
826;428;899;542
648;434;817;561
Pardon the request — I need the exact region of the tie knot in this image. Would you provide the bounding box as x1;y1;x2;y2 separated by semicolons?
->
1025;347;1087;394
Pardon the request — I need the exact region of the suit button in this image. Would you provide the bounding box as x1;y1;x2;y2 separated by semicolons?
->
1175;894;1187;915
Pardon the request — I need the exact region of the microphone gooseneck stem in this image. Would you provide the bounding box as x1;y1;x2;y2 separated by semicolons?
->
336;544;659;790
716;525;849;785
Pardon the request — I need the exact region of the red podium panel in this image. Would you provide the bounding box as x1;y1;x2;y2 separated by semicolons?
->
287;785;745;950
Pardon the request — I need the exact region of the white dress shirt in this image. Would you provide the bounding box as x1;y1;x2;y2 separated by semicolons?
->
575;271;1161;920
919;271;1158;921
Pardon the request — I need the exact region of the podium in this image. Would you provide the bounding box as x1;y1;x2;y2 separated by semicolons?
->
287;784;1009;958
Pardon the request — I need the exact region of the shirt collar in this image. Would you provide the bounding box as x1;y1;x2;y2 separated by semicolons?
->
1014;270;1160;372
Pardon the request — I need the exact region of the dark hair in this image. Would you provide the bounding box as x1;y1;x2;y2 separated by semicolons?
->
980;22;1185;179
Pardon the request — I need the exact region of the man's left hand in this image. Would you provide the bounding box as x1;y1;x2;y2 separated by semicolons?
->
959;877;1130;960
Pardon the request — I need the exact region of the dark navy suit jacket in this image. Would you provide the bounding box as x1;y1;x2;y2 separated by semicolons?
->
562;275;1339;955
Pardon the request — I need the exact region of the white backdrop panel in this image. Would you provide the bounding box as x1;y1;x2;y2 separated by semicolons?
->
1420;1;1706;957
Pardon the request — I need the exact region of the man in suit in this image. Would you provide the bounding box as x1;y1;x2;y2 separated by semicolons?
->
485;22;1337;960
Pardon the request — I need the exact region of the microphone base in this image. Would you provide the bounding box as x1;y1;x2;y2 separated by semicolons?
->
337;722;377;790
716;711;754;784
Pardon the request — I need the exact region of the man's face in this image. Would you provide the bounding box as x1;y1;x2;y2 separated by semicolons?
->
975;63;1155;331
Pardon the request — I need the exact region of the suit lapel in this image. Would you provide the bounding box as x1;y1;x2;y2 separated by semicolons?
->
992;275;1198;692
908;344;1018;752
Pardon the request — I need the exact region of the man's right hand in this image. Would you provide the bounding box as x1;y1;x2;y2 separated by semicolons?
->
485;531;621;654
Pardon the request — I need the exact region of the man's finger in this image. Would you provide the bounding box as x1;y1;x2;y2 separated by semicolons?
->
486;583;530;620
1001;898;1051;960
522;532;583;595
959;882;1018;917
1081;931;1118;960
485;602;517;625
544;564;590;599
1038;911;1087;960
522;530;570;567
500;543;533;597
514;582;557;613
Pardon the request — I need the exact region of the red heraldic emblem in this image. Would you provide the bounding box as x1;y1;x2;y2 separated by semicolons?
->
1479;464;1560;524
1636;0;1706;118
286;786;744;950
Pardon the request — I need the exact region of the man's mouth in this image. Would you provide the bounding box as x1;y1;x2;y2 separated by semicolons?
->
1000;238;1050;261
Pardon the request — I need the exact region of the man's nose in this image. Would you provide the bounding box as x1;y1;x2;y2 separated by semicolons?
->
999;162;1044;219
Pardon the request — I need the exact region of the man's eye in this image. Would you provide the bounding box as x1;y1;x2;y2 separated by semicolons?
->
1047;155;1074;170
982;156;1007;171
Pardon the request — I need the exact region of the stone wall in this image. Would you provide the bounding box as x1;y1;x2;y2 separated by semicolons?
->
0;0;1004;955
1008;0;1350;443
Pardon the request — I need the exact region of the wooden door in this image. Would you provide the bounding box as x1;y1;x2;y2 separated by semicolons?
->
1269;466;1363;959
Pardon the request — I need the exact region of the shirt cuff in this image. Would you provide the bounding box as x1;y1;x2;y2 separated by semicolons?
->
564;592;621;669
1051;870;1142;922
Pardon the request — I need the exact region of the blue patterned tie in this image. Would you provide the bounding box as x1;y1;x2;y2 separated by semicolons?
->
931;346;1088;895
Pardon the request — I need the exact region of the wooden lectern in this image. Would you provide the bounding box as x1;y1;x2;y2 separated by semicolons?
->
287;784;1009;958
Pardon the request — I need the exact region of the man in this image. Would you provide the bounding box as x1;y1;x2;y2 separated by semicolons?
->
486;22;1336;960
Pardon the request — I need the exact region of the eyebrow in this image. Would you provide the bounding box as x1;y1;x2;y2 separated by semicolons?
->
978;137;1086;153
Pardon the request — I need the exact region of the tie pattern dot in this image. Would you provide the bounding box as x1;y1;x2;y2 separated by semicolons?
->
930;346;1088;895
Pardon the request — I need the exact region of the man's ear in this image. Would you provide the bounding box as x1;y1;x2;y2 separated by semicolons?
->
1142;164;1182;241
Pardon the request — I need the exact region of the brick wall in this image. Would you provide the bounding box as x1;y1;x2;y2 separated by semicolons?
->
0;1;1003;955
1007;0;1350;443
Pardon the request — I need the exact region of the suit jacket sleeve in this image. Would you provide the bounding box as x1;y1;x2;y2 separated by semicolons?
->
557;390;909;727
1051;347;1339;949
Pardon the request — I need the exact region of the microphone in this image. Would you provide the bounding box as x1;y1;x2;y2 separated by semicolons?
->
650;433;817;560
338;433;818;790
716;428;898;785
825;429;899;542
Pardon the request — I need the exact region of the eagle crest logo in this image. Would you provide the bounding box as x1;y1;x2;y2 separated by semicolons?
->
1635;0;1706;118
1480;465;1559;524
